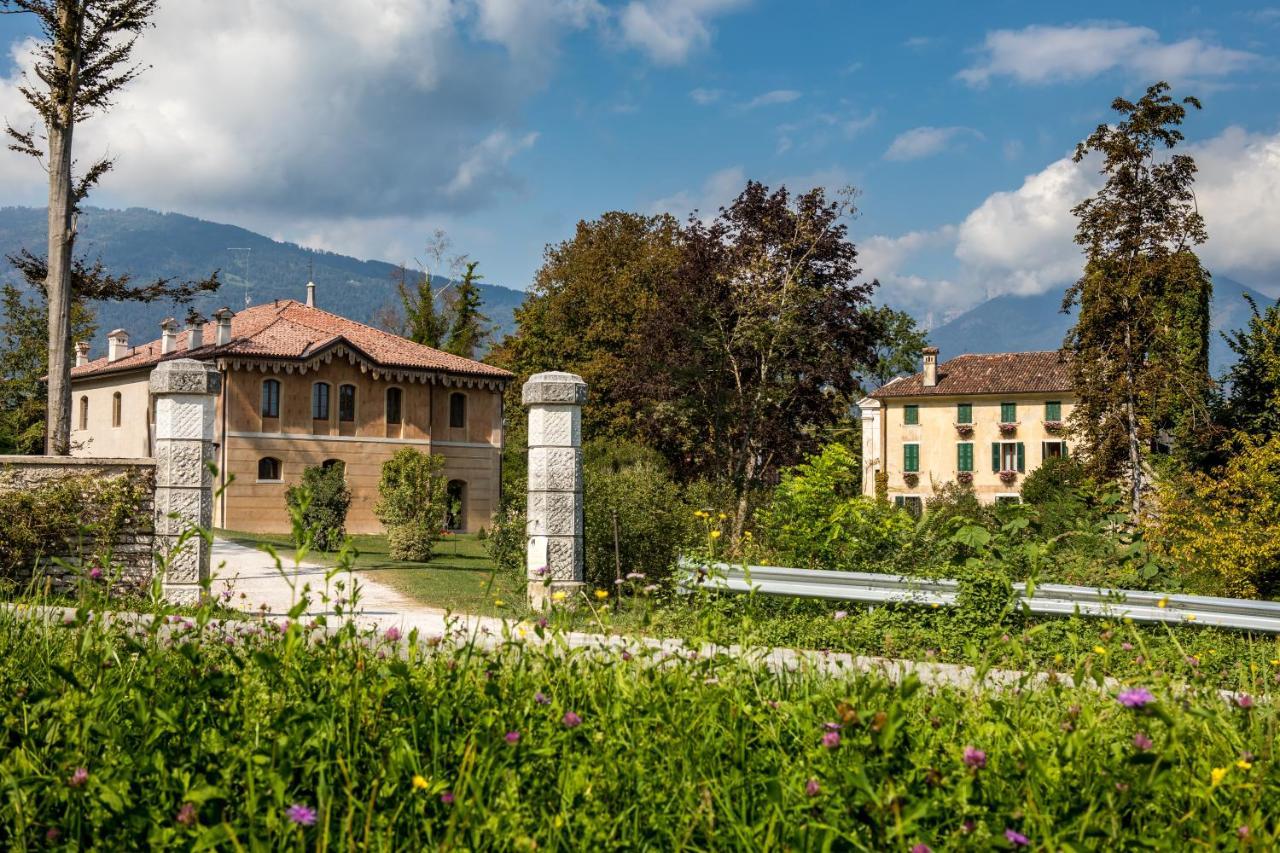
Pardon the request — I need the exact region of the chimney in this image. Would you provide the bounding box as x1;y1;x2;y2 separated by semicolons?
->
214;307;234;346
306;280;316;307
75;341;91;367
922;346;939;388
107;329;129;363
160;317;178;354
186;312;206;350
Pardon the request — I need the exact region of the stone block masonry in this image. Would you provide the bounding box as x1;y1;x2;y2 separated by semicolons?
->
523;371;587;610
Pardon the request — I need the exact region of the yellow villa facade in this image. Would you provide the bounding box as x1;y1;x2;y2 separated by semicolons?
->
860;348;1075;514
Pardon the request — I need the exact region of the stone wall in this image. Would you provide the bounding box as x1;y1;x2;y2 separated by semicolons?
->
0;457;156;592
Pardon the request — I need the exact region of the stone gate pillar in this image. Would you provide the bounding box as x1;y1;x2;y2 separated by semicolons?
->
150;358;221;603
523;371;586;609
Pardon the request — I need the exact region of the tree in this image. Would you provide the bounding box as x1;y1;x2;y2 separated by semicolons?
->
374;448;449;561
1063;82;1213;515
1;0;222;454
642;182;879;537
396;265;448;348
861;305;927;391
1220;294;1280;439
443;261;490;359
0;283;94;453
284;463;352;552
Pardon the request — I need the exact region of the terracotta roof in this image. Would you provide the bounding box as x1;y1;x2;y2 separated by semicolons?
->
870;350;1072;398
70;300;513;382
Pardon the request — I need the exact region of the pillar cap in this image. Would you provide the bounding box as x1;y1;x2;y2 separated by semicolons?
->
522;371;587;406
149;358;222;395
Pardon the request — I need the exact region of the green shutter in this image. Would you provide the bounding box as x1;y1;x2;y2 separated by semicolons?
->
894;496;905;508
957;442;973;472
1001;402;1016;422
992;442;1000;472
957;402;972;424
904;443;919;472
1045;400;1061;420
904;404;918;425
1061;441;1069;458
1016;442;1025;472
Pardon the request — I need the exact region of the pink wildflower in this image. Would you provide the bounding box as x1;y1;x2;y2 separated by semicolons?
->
962;746;986;769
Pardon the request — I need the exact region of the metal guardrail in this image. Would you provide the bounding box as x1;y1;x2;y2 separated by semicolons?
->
685;561;1280;634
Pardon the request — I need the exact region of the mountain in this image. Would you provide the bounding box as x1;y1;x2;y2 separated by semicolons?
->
0;207;527;356
927;276;1276;378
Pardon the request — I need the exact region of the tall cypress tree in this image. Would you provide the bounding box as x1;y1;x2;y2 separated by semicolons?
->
1064;82;1214;516
444;261;490;359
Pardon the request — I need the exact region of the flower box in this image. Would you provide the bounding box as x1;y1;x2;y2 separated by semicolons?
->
998;469;1018;485
998;422;1019;436
955;423;975;438
903;472;919;487
956;471;974;485
1043;420;1063;433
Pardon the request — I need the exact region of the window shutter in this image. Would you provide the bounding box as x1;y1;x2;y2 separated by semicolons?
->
957;403;972;424
1062;441;1069;457
1001;402;1016;422
957;443;963;471
1016;442;1025;472
904;404;918;425
992;442;1000;472
894;496;904;508
1045;400;1061;420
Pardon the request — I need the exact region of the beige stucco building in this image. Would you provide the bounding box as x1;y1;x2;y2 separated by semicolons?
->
69;287;513;535
860;348;1075;513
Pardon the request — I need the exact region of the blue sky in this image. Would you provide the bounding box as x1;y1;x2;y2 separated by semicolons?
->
0;1;1277;322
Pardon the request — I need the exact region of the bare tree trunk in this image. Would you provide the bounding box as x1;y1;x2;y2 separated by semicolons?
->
1124;323;1143;517
44;126;75;455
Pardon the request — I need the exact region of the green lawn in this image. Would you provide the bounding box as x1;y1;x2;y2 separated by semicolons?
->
214;529;523;616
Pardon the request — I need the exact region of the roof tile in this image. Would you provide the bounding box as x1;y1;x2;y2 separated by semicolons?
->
870;351;1072;398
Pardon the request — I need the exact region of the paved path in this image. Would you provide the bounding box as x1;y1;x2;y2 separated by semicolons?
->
207;538;1137;696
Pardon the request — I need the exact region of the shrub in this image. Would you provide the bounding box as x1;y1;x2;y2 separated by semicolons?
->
760;443;912;570
486;505;526;581
584;456;689;590
374;449;448;561
1148;433;1280;597
284;464;351;552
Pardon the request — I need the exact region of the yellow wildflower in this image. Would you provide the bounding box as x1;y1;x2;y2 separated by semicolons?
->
717;512;728;521
1271;659;1280;666
1093;646;1107;656
710;530;722;539
494;599;505;607
1185;614;1197;622
743;530;753;539
694;510;708;519
412;775;429;790
1237;759;1253;770
1157;598;1168;608
595;589;609;600
1211;767;1228;787
551;591;567;602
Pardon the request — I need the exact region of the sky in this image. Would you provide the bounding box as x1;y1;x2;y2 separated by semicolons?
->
0;1;1277;326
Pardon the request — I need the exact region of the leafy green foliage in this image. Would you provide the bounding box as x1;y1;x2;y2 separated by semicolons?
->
443;261;490;359
1220;294;1280;439
374;449;448;561
284;464;351;552
861;305;928;390
759;444;912;570
1064;82;1215;511
485;505;526;581
0;284;95;453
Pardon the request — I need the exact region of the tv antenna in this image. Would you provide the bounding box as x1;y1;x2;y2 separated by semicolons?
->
227;247;252;308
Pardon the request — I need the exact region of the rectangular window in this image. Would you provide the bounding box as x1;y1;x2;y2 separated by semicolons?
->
1000;401;1017;423
903;496;923;519
339;385;356;422
450;392;467;429
1043;441;1067;460
386;387;403;425
903;404;919;425
957;402;972;424
957;442;973;472
995;441;1026;472
312;383;330;420
903;443;920;473
1045;400;1062;421
261;380;280;419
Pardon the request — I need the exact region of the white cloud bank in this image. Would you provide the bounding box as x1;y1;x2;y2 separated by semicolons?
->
958;24;1257;86
863;126;1280;319
884;126;981;161
618;0;749;65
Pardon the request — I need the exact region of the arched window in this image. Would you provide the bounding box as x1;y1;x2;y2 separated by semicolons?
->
257;457;282;481
261;379;280;418
111;392;122;428
78;395;88;430
449;392;466;429
338;384;356;422
386;387;403;425
312;382;330;420
321;458;345;477
446;479;466;531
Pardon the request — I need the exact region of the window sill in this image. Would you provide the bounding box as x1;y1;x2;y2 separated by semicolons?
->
256;479;284;484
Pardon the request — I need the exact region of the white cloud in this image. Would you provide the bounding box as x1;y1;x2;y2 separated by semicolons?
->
649;165;745;219
619;0;749;65
743;89;801;109
445;129;540;198
958;24;1256;87
869;124;1280;318
884;126;980;161
689;87;723;105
